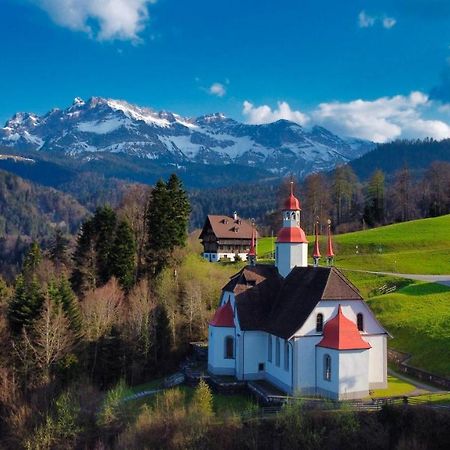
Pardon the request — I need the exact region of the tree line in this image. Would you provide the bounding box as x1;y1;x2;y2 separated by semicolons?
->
0;173;242;447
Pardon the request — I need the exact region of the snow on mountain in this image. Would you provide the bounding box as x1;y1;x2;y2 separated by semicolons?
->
0;97;374;177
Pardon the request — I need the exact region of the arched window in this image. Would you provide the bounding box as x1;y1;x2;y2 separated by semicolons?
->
291;211;296;219
316;313;324;332
275;338;280;367
284;341;289;371
324;354;331;381
224;336;234;359
357;313;364;331
268;335;272;362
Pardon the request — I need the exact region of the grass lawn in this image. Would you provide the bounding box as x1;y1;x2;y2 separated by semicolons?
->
127;380;256;416
258;215;450;274
342;271;450;378
368;375;416;398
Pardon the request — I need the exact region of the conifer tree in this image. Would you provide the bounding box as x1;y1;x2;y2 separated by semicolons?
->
192;378;213;418
146;175;191;275
110;220;136;291
71;219;97;294
8;274;44;333
22;242;42;281
93;206;117;285
49;228;70;270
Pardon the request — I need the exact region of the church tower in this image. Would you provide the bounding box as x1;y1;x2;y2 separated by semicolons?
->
275;182;308;277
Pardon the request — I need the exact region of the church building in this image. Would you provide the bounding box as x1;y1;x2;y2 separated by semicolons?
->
207;184;388;400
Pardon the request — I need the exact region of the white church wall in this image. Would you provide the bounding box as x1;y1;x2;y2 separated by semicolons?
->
295;336;322;394
265;335;293;394
208;325;236;375
220;291;236;309
276;242;308;277
338;350;370;399
315;347;340;398
294;301;386;337
365;334;388;388
241;331;266;380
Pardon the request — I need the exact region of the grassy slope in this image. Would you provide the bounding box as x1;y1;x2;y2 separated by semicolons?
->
343;271;450;377
258;214;450;274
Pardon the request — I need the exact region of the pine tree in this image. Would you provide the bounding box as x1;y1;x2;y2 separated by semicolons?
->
93;206;117;285
110;220;136;291
364;169;385;226
192;378;213;418
71;219;97;294
146;175;191;275
48;277;82;338
166;173;191;248
49;228;70;270
8;274;44;333
22;242;42;281
154;305;172;365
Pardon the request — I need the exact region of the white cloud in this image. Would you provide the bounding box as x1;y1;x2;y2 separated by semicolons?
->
312;92;450;142
209;82;226;97
358;10;396;29
382;17;397;29
358;11;376;28
31;0;155;42
241;93;450;142
242;100;310;126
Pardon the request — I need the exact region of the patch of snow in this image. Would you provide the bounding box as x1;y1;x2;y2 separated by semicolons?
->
78;118;127;134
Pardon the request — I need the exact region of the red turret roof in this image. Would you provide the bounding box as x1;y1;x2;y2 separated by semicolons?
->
326;225;335;258
313;222;321;258
317;305;371;350
277;226;308;243
210;301;235;327
247;227;256;257
283;182;301;210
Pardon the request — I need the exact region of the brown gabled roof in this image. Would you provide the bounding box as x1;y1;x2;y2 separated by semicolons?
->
222;265;281;297
199;215;256;240
233;265;365;339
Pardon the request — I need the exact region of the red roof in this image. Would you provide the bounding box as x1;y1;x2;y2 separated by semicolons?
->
313;223;321;258
326;225;335;257
277;226;308;243
283;193;301;211
317;305;371;350
210;301;235;327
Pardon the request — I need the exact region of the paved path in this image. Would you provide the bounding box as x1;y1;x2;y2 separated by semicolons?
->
349;269;450;287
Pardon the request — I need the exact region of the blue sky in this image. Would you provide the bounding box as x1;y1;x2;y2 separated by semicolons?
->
1;0;450;142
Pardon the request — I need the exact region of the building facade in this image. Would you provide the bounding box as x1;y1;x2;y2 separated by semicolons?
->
199;213;257;262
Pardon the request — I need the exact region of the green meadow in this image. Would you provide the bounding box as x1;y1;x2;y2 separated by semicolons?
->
258;214;450;274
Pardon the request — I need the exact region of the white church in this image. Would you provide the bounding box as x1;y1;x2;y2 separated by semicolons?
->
208;184;389;400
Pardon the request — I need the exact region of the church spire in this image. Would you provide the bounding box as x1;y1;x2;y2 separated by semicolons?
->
247;223;257;266
313;220;321;267
326;219;335;266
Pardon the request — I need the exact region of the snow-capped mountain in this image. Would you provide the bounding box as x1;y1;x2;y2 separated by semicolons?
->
0;97;374;179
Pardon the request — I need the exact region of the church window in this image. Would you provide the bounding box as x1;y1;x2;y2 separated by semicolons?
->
284;341;289;371
316;313;324;332
291;212;296;219
357;313;364;331
324;354;331;381
268;335;272;362
275;338;280;367
225;336;234;359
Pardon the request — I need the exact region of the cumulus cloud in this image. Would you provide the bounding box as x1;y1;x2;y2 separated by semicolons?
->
358;10;396;29
358;11;376;28
312;92;450;142
31;0;155;42
209;82;226;97
242;101;310;126
242;93;450;142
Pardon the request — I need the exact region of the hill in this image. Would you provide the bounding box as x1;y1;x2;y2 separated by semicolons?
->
258;215;450;275
349;138;450;180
